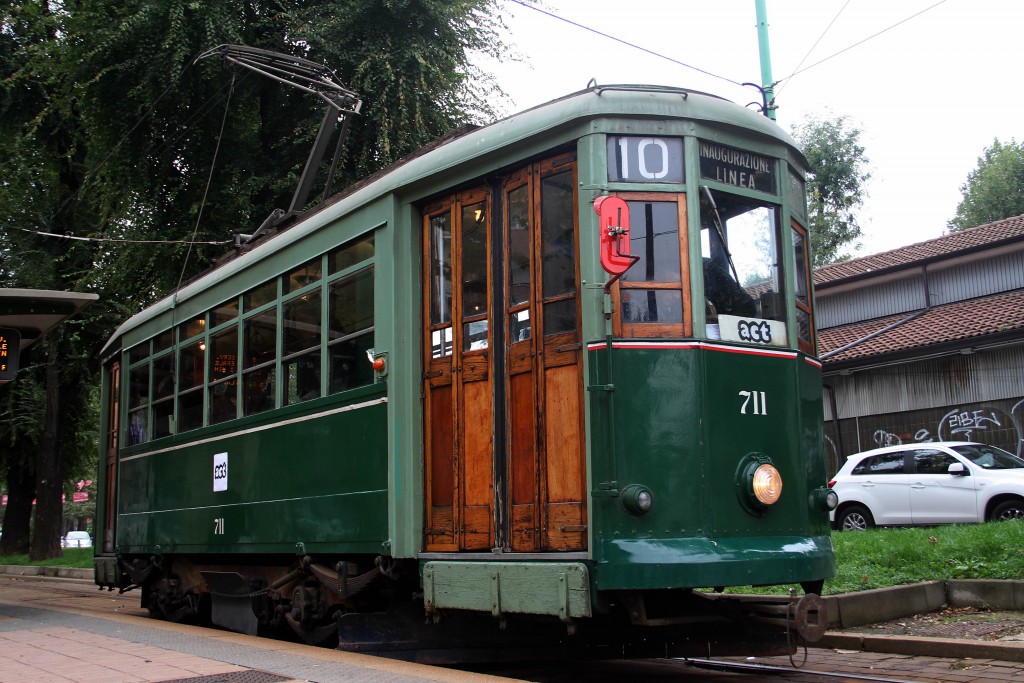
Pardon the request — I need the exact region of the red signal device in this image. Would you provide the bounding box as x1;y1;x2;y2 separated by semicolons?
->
593;196;634;275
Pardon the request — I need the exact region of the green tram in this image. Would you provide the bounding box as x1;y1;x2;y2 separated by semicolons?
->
95;84;837;659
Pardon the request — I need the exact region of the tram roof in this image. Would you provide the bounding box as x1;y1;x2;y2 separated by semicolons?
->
102;85;802;357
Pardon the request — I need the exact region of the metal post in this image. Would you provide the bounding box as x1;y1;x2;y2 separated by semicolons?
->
754;0;777;120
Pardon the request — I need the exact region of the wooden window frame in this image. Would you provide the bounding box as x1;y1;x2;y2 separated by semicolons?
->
791;219;816;355
610;191;692;339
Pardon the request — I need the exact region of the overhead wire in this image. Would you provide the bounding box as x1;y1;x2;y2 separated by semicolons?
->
506;0;745;87
774;0;949;85
11;227;230;245
509;0;949;101
774;0;852;98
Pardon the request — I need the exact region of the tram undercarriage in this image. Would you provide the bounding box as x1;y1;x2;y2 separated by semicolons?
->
110;553;826;662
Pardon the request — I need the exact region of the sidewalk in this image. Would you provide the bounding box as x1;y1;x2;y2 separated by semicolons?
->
0;598;508;683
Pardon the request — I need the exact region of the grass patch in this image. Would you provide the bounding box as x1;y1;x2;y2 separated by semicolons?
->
729;521;1024;595
0;547;94;569
827;520;1024;594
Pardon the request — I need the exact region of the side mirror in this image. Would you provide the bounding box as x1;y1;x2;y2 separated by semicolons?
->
947;462;969;476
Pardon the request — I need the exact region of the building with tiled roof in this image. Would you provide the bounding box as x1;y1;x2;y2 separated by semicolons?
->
814;215;1024;474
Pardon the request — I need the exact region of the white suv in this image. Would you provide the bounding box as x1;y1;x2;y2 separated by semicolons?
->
829;441;1024;530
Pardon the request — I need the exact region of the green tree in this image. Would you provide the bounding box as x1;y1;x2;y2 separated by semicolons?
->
791;114;871;266
1;0;509;558
293;0;508;182
948;139;1024;232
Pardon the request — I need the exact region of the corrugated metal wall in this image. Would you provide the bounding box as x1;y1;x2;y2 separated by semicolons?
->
930;251;1024;305
817;250;1024;329
823;346;1024;420
817;274;923;328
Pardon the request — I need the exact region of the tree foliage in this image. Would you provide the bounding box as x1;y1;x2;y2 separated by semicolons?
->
791;114;871;266
948;139;1024;232
0;0;508;557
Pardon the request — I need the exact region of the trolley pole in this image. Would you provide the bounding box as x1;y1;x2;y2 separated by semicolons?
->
754;0;777;120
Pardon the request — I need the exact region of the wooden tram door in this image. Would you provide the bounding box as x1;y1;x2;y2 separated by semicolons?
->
424;189;494;551
423;154;586;553
504;156;586;552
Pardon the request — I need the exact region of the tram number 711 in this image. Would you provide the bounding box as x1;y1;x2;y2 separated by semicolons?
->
739;390;767;416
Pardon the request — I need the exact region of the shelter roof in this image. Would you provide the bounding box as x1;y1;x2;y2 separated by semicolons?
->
0;288;98;351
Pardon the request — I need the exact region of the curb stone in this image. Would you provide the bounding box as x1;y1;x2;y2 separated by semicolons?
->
814;580;1024;662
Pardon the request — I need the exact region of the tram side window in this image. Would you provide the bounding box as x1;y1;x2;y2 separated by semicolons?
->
540;170;577;335
243;305;277;416
461;202;488;351
208;324;239;425
507;184;531;341
282;291;323;406
120;236;376;440
127;361;149;446
152;351;175;438
700;189;787;346
429;211;454;357
328;267;374;393
284;257;322;295
328;236;375;393
211;298;239;328
177;338;205;433
792;222;814;354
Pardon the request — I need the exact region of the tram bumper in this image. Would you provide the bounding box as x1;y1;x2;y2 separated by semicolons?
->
596;534;835;590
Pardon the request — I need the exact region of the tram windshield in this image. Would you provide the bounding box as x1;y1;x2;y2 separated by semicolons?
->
700;188;788;347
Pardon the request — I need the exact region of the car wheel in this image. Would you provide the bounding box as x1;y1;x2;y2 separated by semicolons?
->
991;499;1024;522
838;505;874;531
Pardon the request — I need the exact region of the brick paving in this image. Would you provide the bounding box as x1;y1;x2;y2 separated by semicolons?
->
0;625;254;683
0;600;508;683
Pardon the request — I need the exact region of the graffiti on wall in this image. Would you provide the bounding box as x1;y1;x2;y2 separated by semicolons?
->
866;399;1024;457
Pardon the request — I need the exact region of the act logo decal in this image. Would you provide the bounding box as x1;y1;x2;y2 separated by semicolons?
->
213;452;228;492
737;319;773;345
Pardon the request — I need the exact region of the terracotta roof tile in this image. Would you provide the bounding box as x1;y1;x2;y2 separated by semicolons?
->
818;289;1024;364
814;214;1024;286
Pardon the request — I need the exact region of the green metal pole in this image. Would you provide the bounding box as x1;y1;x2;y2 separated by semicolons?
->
754;0;777;120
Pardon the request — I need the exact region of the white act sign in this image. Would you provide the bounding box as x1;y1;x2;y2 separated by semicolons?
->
213;452;228;492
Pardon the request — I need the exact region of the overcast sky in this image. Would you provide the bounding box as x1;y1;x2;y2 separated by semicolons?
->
484;0;1023;257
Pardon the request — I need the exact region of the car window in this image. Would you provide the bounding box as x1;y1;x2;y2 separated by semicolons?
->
951;444;1024;470
851;452;906;475
911;449;960;475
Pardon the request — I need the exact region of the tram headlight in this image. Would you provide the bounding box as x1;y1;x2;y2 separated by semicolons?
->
620;484;654;516
736;453;783;515
751;464;783;505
